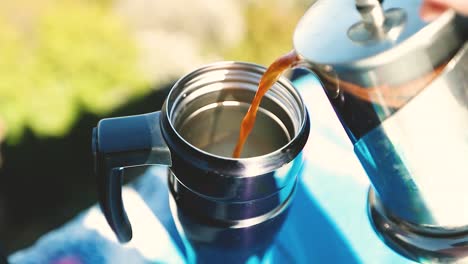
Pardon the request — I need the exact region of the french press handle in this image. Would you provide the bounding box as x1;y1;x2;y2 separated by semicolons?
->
92;111;171;243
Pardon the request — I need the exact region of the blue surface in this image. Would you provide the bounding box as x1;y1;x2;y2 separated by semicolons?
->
9;74;416;264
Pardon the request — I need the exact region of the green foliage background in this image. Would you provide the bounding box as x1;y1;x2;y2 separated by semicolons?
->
222;2;307;65
0;1;148;143
0;0;307;144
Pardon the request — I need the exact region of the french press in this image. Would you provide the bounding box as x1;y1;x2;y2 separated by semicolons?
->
294;0;468;262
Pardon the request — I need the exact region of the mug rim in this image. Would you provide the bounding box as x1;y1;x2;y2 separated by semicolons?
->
161;61;310;174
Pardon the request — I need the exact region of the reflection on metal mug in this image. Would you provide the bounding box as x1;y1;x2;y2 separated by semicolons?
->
92;62;310;260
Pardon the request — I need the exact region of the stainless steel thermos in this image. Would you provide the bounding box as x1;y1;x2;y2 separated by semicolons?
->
93;62;310;253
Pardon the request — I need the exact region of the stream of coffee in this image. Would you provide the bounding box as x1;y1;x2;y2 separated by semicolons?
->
232;50;300;158
232;49;446;158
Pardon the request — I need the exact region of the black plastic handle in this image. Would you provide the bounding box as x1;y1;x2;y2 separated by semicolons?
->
0;242;8;264
93;111;171;243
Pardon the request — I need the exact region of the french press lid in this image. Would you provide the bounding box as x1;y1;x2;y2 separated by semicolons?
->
294;0;468;86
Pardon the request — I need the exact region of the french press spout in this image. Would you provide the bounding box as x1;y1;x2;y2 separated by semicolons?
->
294;0;468;262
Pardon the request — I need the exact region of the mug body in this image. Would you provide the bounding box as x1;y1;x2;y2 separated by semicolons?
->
93;61;310;254
159;62;310;254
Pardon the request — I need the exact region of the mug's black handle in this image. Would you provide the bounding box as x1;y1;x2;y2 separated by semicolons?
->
93;111;171;243
0;242;8;264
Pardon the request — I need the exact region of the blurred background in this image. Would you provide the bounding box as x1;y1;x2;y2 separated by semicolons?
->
0;0;313;254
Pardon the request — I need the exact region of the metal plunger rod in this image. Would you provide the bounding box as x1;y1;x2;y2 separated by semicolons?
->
355;0;385;27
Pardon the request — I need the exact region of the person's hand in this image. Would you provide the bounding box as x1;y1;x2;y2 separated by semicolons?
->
421;0;468;21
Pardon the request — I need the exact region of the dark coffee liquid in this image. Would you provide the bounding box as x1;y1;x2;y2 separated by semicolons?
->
232;50;300;158
321;63;447;141
322;64;446;109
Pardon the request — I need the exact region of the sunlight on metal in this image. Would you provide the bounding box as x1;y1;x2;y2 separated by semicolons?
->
221;101;241;106
381;77;468;226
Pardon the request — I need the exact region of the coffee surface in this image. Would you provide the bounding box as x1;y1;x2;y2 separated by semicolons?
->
178;102;289;158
